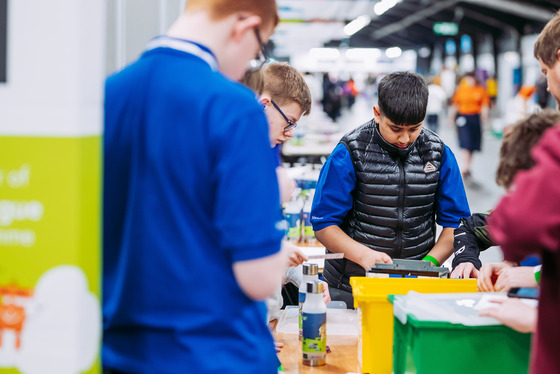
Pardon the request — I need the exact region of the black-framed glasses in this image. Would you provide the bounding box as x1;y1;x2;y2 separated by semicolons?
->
271;100;298;131
248;27;269;70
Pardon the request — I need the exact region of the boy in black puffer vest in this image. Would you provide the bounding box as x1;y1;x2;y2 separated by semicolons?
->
310;71;470;307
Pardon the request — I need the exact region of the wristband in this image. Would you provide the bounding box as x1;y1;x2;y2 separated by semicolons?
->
534;265;542;284
422;255;440;267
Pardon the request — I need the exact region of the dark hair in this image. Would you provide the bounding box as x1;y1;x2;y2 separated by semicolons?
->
496;109;560;189
377;71;428;126
534;10;560;68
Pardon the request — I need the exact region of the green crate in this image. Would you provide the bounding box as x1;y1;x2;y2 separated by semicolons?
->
393;314;531;374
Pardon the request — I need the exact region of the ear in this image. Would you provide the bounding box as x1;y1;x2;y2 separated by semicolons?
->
259;94;271;104
373;105;381;123
259;94;271;108
556;48;560;62
231;14;261;43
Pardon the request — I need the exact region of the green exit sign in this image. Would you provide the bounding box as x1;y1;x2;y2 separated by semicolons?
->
433;22;458;36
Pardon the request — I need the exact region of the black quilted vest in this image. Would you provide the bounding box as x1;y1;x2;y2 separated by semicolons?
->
323;120;444;292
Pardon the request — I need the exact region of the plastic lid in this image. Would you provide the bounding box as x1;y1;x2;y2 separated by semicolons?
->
303;263;319;276
306;280;325;294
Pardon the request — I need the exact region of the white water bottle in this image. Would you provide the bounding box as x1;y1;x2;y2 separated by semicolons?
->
299;263;318;340
302;280;327;366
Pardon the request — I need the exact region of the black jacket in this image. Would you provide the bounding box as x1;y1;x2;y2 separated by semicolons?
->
452;211;494;270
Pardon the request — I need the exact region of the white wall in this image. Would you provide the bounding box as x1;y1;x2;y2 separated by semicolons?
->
458;54;475;74
0;0;105;136
496;51;521;118
521;33;541;86
106;0;185;74
0;0;188;135
477;53;495;77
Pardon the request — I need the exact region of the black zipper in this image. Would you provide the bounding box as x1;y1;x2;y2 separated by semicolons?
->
395;158;405;258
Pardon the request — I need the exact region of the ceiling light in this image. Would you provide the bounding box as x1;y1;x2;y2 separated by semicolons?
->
344;15;371;36
418;47;431;58
374;0;401;16
385;47;402;58
309;48;340;60
345;48;381;60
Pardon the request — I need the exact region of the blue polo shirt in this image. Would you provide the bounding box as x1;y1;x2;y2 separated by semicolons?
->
311;143;470;231
273;144;281;168
103;37;283;374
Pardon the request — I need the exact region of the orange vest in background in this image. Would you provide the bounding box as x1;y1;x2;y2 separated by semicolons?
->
452;85;490;115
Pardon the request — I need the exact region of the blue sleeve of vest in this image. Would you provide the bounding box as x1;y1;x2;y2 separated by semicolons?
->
435;145;471;227
311;143;357;231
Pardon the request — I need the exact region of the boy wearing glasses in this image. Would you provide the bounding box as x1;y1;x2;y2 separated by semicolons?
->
241;63;331;325
261;62;312;205
242;62;312;201
260;62;311;147
103;1;287;373
311;71;470;307
242;62;311;146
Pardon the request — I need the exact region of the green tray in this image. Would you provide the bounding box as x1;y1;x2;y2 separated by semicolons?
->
393;314;531;374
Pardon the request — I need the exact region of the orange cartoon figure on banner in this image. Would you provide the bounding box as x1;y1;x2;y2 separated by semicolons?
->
0;283;33;350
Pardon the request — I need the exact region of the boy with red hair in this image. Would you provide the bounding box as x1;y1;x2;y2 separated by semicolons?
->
103;1;285;373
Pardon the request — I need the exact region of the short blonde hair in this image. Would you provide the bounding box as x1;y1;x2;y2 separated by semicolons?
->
186;0;279;30
534;10;560;68
262;62;312;115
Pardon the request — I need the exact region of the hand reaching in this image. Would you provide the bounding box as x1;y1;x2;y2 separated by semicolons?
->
359;248;392;271
450;262;479;279
478;262;538;292
282;241;309;267
493;266;539;292
478;262;510;292
478;298;537;333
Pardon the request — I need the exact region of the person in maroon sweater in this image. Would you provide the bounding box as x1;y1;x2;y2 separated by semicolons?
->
483;10;560;374
486;11;560;373
489;125;560;373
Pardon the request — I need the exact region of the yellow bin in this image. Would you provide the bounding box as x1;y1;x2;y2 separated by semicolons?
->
350;277;477;374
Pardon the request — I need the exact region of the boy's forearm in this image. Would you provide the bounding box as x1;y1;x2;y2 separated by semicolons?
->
233;246;287;300
315;225;375;269
427;227;454;265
